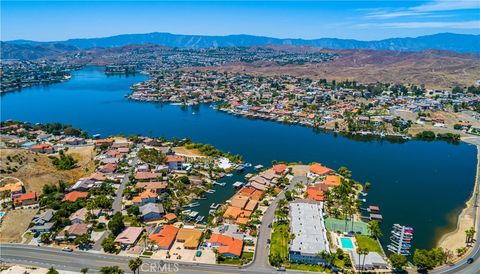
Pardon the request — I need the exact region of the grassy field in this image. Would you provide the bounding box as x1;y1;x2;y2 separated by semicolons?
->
270;223;290;262
0;146;95;193
0;208;38;243
355;234;383;254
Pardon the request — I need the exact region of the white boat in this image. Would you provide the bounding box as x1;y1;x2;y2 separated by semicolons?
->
205;189;216;194
225;173;233;177
243;163;252;167
233;181;243;188
210;203;220;209
195;215;204;223
214;182;226;186
254;165;264;170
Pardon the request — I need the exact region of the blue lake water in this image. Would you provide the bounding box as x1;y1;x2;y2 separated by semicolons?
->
1;66;477;251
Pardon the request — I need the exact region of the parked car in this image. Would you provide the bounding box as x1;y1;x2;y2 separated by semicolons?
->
62;247;73;252
467;258;474;264
277;266;286;271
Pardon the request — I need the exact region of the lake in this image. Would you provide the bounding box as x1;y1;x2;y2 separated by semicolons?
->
1;66;477;251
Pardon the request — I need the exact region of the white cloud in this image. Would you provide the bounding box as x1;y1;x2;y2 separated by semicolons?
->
364;0;479;19
357;20;480;29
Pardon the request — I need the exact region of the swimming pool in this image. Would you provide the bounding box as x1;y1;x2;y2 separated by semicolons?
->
340;237;354;249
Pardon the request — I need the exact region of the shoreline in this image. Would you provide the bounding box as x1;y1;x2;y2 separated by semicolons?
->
437;137;480;254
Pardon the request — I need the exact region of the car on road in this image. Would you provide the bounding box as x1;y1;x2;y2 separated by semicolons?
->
267;239;271;244
62;247;73;252
277;266;286;271
467;257;474;264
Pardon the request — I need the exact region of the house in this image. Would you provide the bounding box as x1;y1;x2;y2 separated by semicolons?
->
306;185;325;201
63;191;88;202
31;143;54;154
56;223;90;241
98;163;117;174
132;189;157;206
166;156;185;170
32;209;55;226
13;192;37;206
137;164;150;172
135;172;162;181
94;138;114;148
176;228;203;249
115;227;144;247
70;208;101;224
308;163;335;178
208;234;244;258
30;222;55;233
350;251;389;271
272;164;288;175
135;181;167;194
0;182;24;197
140;203;165;221
149;225;179;250
71;179;97;191
289;200;329;264
164;213;177;223
323;175;341;187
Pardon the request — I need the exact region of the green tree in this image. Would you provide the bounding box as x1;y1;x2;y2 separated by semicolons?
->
389;253;407;271
108;212;125;236
100;266;124;274
102;234;118;253
465;227;476;244
367;220;383;238
80;268;89;274
47;267;59;274
128;258;143;274
74;233;91;249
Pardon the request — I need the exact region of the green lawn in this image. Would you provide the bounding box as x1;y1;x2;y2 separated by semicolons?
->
270;223;290;262
219;251;254;265
287;263;331;272
355;234;383;254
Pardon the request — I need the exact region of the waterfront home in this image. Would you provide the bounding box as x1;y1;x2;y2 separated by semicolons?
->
272;164;288;175
306;185;326;201
149;225;179;250
115;227;144;247
13;192;37;206
94;138;114;149
63;191;88;202
207;234;244;258
289;200;330;264
140;202;165;221
350;251;389;271
223;206;252;225
163;213;177;223
323;175;341;188
176;228;203;249
308;163;335;178
30;143;54;154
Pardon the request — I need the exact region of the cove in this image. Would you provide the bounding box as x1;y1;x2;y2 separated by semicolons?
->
1;66;477;251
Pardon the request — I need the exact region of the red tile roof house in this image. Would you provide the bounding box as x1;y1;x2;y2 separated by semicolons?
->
98;163;118;174
30;143;55;154
208;234;244;258
115;227;144;248
166;156;185;171
308;163;336;179
13;192;37;206
272;164;288;175
63;191;89;202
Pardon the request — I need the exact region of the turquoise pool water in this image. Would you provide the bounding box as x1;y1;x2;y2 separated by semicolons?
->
340;237;354;249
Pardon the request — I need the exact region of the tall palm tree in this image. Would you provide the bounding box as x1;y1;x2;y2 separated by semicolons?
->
465;227;476;244
360;248;369;272
128;257;142;274
367;220;382;239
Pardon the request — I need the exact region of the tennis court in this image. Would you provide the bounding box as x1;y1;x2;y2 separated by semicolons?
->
325;217;370;235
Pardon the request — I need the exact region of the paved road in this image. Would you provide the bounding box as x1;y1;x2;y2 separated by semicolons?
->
93;154;138;251
0;244;313;274
247;175;308;272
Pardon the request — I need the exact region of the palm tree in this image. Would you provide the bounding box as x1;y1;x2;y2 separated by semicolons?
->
465;227;476;244
360;248;369;272
128;257;142;274
367;220;383;239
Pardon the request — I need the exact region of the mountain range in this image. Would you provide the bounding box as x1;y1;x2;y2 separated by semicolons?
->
6;32;480;54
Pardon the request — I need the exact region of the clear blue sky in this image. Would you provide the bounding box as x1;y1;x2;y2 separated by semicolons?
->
1;1;479;41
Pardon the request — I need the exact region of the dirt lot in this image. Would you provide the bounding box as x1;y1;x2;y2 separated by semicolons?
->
0;208;38;243
173;146;206;158
0;145;95;193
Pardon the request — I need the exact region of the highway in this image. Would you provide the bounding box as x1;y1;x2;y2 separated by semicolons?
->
0;244;314;274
